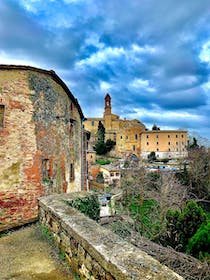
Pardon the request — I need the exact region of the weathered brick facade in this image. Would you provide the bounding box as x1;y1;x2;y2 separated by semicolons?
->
0;65;85;231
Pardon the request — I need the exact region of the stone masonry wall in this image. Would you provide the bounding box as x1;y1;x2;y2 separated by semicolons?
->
0;66;83;231
39;193;183;280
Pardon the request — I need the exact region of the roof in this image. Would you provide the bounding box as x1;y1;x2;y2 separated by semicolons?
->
100;165;120;172
0;64;84;120
142;130;187;134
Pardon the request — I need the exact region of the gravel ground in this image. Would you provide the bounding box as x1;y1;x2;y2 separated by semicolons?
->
0;223;74;280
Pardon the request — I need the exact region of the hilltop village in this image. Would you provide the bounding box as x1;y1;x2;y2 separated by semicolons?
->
85;93;188;160
0;65;209;279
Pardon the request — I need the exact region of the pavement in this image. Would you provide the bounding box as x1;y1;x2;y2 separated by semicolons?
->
0;223;73;280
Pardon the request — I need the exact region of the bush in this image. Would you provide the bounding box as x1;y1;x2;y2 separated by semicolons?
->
94;141;107;155
162;201;207;251
187;222;210;260
96;159;111;165
66;194;100;221
105;139;116;152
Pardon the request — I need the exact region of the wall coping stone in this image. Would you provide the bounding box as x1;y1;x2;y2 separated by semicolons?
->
39;193;183;280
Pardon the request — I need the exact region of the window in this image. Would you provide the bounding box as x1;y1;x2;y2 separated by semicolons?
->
70;102;73;111
110;172;114;177
70;123;74;138
176;135;178;138
126;135;128;139
70;163;74;181
176;142;178;145
146;135;149;139
157;142;159;145
147;142;149;145
133;145;136;151
0;105;5;128
91;121;94;126
135;134;138;140
156;135;159;138
181;134;184;138
120;136;123;139
169;148;171;151
168;142;171;145
168;135;170;138
42;159;50;181
157;148;159;151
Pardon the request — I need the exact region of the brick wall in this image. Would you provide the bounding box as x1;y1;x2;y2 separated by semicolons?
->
0;66;84;231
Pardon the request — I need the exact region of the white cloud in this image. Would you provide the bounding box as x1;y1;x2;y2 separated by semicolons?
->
99;81;111;92
76;46;125;67
131;44;158;54
199;41;210;64
129;78;156;92
0;51;39;67
131;108;203;121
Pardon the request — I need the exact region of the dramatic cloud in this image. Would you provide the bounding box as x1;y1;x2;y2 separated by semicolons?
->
0;0;210;138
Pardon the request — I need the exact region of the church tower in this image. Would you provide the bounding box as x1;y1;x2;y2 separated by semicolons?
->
104;93;112;116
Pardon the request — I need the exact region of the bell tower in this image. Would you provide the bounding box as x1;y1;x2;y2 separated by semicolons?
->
104;93;111;116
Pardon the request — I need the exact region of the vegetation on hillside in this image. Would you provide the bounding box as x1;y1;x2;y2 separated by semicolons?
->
111;145;210;267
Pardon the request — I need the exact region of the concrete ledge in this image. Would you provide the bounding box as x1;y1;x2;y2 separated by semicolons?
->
39;193;183;280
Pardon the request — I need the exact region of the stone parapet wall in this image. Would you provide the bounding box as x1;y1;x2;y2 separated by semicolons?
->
39;193;183;280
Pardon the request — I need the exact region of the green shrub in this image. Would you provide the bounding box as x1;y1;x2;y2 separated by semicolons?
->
96;159;111;165
66;194;100;221
187;222;210;260
162;201;207;251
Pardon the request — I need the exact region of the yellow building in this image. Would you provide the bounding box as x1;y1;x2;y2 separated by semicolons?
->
85;94;188;159
84;93;146;157
141;130;188;159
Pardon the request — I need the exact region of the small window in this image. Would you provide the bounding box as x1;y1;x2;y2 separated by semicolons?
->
157;148;159;151
169;148;171;151
157;142;159;145
168;142;170;145
42;159;50;181
70;163;74;181
135;134;138;140
176;142;178;145
156;135;159;138
133;145;136;151
120;136;123;139
92;121;94;126
147;142;149;145
181;134;184;138
176;135;178;138
110;172;114;177
146;135;149;139
0;105;5;128
168;135;170;138
70;102;73;111
126;135;128;139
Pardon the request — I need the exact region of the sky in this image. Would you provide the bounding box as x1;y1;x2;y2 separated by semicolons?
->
0;0;210;139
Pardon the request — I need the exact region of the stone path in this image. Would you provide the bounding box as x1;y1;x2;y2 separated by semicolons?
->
0;223;74;280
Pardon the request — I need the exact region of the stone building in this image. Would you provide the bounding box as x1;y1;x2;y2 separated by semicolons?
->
84;93;146;157
85;94;188;159
141;130;188;159
0;65;86;231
